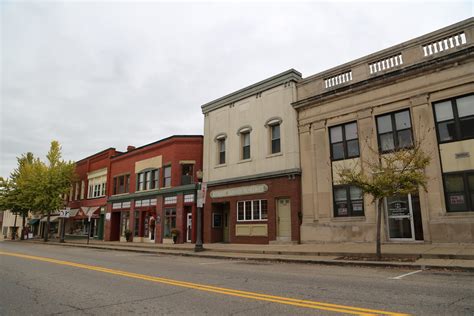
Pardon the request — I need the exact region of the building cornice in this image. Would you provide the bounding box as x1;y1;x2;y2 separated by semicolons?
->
107;184;197;202
206;168;301;187
201;69;302;114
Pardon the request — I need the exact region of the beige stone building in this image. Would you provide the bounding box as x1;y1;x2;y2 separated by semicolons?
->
293;18;474;243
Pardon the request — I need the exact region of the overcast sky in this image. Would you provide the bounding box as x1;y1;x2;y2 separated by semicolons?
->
0;1;472;178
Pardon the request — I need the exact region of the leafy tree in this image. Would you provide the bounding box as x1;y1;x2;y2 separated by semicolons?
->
336;134;431;260
0;141;76;242
29;141;76;241
0;153;36;239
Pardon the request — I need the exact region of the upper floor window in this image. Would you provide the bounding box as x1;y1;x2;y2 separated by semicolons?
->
333;185;364;217
163;166;171;187
270;124;281;154
218;139;226;164
443;171;474;212
181;164;193;185
434;94;474;143
329;122;359;160
113;174;130;195
88;175;106;198
376;109;413;153
137;169;159;191
242;131;251;160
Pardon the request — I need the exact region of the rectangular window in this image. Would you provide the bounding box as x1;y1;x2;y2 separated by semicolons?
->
113;174;130;195
163;166;171;187
181;164;193;185
271;124;281;154
376;109;413;153
242;132;250;160
87;176;107;198
236;200;268;221
434;94;474;143
164;208;176;238
218;139;226;164
329;122;359;160
212;213;222;228
444;172;474;212
120;211;130;237
134;211;139;237
136;169;159;191
333;185;364;217
80;181;85;199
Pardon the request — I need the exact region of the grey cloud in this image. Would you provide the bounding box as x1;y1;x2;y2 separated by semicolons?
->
1;1;472;177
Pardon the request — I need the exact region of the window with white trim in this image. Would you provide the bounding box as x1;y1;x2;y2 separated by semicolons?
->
88;175;107;198
237;200;267;221
241;132;250;160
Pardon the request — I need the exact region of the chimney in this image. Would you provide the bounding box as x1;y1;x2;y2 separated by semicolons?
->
127;145;136;152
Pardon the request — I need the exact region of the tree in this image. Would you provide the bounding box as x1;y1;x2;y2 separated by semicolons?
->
1;141;76;242
336;134;431;260
0;153;36;240
26;141;76;242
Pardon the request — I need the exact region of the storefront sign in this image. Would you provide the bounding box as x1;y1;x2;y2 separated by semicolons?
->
59;209;71;218
210;184;268;199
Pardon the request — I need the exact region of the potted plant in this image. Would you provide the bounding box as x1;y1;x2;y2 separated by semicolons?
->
171;228;180;244
124;229;132;242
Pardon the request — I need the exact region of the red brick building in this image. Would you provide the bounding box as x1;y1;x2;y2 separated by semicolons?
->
66;148;119;240
104;135;203;244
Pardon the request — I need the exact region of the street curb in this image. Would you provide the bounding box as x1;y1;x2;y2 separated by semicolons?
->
19;240;474;260
17;240;474;272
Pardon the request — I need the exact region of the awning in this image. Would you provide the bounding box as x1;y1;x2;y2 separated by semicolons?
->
40;216;59;223
81;206;100;218
68;208;80;217
28;218;40;225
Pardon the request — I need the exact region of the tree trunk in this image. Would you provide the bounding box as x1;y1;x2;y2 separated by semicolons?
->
44;211;51;242
376;198;384;260
12;213;18;240
20;213;26;240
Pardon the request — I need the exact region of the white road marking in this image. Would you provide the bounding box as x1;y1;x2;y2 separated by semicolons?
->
389;269;423;280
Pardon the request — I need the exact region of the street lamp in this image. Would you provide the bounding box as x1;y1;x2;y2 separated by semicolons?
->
195;171;204;252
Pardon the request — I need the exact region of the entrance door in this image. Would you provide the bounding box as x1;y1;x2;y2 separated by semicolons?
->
385;194;423;241
277;198;291;240
223;209;230;243
186;213;192;242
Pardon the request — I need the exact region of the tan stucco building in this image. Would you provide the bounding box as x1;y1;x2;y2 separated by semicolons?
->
202;70;303;244
293;18;474;243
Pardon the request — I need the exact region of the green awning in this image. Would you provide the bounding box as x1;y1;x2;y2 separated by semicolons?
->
28;218;40;225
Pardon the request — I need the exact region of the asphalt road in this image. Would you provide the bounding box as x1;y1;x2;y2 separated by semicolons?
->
0;241;472;315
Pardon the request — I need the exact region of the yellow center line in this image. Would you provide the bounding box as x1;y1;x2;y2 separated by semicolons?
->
0;251;409;316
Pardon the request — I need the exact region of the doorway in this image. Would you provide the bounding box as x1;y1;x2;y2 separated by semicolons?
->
186;212;192;242
277;198;291;241
223;208;230;243
385;193;423;241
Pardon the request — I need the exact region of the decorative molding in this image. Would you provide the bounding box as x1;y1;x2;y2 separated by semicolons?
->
264;116;283;127
210;184;268;199
237;125;253;135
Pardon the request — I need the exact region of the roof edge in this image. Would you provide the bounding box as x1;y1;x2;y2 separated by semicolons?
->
201;69;302;114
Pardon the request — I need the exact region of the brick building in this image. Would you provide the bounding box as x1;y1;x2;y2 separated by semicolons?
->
66;148;119;240
201;70;302;244
104;135;203;244
293;18;474;243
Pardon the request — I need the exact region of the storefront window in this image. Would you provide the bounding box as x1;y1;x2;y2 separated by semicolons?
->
164;208;176;238
134;211;139;237
120;212;130;236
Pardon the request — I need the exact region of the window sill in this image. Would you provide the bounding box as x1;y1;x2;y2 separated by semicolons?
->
112;193;130;197
214;163;227;169
86;196;106;200
331;216;366;222
237;220;268;223
266;152;283;158
238;158;252;164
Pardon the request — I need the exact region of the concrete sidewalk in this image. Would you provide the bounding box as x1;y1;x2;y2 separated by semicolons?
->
17;238;474;271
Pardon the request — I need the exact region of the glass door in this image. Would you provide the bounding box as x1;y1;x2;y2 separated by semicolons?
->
385;194;415;241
